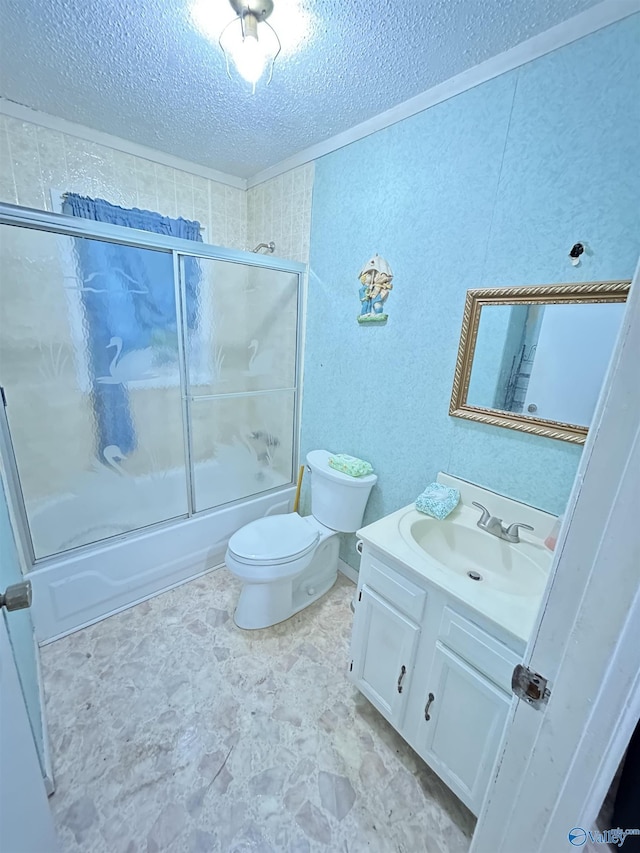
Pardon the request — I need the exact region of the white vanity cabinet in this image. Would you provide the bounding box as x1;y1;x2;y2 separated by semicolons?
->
349;546;524;816
349;587;420;728
410;642;512;811
349;554;427;728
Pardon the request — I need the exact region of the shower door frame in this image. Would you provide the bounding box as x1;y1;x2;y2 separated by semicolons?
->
0;201;306;572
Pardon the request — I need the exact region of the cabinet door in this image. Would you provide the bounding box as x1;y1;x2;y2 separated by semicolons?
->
350;585;420;728
415;643;511;815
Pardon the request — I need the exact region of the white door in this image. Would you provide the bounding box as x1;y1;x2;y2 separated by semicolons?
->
523;302;624;424
471;260;640;853
0;614;58;853
350;586;420;727
0;477;58;853
416;644;510;815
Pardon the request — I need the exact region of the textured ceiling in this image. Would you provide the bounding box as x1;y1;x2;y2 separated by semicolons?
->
0;0;602;179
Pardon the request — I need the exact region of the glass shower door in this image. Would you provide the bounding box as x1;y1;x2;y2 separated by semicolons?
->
181;256;299;512
0;224;189;560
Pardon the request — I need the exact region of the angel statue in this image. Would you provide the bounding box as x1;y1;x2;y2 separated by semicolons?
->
358;255;394;324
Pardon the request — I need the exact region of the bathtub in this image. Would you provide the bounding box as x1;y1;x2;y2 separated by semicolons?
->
28;457;295;642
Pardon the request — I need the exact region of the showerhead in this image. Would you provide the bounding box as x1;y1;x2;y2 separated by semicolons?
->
252;241;275;254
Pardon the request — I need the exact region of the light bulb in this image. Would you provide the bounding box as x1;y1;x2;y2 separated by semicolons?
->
230;32;267;84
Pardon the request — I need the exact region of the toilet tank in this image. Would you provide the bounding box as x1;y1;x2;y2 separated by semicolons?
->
306;450;377;533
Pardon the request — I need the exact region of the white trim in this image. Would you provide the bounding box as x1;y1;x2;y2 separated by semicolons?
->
247;0;640;188
0;617;59;853
0;98;247;191
573;586;640;826
33;635;55;795
338;557;358;585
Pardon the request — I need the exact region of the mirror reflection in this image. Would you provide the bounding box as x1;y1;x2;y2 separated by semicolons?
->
467;302;626;427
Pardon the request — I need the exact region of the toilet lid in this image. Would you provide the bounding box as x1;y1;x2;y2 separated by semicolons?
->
228;514;319;564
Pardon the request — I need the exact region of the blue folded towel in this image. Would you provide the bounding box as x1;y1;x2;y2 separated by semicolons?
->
415;483;460;520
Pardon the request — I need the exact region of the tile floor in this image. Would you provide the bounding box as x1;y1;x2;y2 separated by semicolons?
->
42;569;475;852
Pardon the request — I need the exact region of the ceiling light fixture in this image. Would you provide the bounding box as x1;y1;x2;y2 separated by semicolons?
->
219;0;281;89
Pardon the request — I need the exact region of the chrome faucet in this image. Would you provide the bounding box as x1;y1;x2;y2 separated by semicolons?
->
472;502;534;544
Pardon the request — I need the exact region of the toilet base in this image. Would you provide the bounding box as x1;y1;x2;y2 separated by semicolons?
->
233;535;340;629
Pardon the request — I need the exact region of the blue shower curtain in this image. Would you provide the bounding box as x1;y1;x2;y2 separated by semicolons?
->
62;194;202;458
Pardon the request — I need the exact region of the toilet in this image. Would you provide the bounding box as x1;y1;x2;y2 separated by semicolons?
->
225;449;377;629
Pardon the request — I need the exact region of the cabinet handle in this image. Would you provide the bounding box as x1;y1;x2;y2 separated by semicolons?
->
397;665;406;694
424;692;435;721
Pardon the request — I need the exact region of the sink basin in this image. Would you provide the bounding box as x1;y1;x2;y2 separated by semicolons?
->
399;513;548;598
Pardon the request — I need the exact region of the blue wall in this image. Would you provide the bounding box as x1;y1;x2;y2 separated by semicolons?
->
300;17;640;568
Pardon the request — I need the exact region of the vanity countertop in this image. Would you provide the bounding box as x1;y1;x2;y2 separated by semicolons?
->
357;475;557;644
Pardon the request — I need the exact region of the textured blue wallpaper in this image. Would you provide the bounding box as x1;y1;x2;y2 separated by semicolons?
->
300;17;640;568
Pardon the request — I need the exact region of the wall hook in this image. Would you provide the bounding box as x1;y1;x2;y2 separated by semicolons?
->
569;242;585;266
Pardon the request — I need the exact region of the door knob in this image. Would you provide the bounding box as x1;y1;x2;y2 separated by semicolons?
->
0;580;32;611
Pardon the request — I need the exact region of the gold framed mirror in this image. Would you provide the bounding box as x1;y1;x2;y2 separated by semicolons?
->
449;280;630;444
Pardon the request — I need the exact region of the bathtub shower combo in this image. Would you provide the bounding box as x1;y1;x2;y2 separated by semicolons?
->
0;203;305;640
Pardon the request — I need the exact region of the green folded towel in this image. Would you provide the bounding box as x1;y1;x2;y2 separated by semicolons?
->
328;454;374;478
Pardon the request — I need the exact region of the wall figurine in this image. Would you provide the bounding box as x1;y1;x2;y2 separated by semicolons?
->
358;255;393;324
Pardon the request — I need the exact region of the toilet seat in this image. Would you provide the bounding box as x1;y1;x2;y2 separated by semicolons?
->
227;513;320;566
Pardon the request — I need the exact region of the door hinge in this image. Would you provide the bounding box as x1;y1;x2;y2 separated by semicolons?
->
0;386;6;407
512;664;551;709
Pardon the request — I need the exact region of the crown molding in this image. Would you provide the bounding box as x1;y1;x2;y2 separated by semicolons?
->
246;0;640;188
0;98;247;191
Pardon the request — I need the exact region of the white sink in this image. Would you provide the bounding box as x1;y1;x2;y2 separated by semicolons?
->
398;512;548;598
356;473;558;641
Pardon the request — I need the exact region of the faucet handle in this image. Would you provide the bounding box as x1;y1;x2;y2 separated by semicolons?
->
472;502;491;525
505;522;534;539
